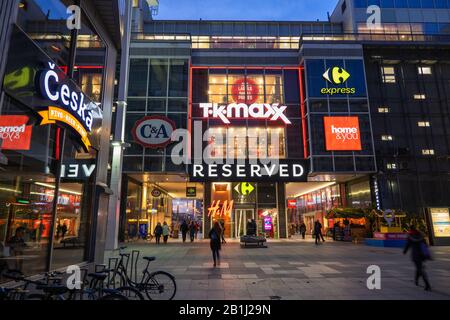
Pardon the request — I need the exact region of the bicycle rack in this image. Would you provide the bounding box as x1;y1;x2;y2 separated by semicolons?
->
130;250;140;284
107;257;119;288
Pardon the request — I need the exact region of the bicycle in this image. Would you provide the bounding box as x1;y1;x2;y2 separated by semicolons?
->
107;247;176;300
2;270;130;300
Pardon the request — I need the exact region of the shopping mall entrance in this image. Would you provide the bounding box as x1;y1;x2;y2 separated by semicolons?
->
234;208;255;238
285;176;373;238
122;174;204;241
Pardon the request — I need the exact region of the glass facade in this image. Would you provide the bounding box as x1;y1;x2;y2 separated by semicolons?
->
124;58;189;173
0;1;110;282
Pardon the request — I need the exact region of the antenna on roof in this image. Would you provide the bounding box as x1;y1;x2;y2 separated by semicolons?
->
327;11;331;21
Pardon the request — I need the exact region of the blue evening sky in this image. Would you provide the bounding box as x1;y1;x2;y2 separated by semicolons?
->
156;0;339;21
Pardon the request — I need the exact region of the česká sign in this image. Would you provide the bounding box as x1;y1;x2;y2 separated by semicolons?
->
132;116;176;149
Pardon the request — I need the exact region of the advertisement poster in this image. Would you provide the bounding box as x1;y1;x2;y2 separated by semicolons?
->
264;217;273;231
430;208;450;238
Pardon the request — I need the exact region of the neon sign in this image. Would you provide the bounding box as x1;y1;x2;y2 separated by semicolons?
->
199;103;291;124
207;200;234;218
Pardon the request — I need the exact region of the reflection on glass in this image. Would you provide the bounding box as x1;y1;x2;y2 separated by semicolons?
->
0;179;55;281
206;127;286;159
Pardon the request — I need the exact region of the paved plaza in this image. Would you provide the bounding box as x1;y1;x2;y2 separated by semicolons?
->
111;238;450;300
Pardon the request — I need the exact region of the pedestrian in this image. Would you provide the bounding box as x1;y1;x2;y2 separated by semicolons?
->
189;221;196;242
220;220;226;244
314;220;325;245
56;223;62;240
61;223;68;239
209;222;222;267
180;220;188;243
154;222;163;244
251;219;257;236
6;227;27;272
246;219;252;236
299;221;307;239
403;225;432;291
162;221;170;244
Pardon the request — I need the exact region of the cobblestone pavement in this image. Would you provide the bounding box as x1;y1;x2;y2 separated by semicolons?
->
109;238;450;300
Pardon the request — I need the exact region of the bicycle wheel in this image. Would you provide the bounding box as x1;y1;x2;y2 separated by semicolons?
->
98;293;128;300
116;286;145;300
144;271;176;300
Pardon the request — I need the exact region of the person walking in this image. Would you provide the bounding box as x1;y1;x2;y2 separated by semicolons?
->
314;220;325;245
299;221;307;240
189;221;196;242
403;225;432;291
180;220;188;243
162;221;170;244
209;222;222;267
61;223;68;239
154;222;163;244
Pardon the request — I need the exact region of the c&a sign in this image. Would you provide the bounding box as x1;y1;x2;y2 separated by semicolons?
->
132;116;176;148
324;116;362;151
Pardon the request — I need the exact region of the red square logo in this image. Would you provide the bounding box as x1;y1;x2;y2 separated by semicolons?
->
0;115;33;150
324;116;362;151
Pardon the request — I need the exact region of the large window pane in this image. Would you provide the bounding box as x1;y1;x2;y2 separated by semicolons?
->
148;59;168;97
169;59;188;97
129;59;148;97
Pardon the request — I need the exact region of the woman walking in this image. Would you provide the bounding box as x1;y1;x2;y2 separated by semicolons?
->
154;222;163;244
403;225;432;291
209;222;222;267
162;221;170;244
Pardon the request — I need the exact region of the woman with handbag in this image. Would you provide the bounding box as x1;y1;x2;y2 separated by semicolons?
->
403;225;432;291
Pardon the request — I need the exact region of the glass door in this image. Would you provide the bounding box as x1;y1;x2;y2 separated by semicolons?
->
234;209;255;238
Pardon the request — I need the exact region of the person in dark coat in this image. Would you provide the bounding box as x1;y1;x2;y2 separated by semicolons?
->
246;219;252;236
180;220;188;243
299;222;307;239
189;221;196;242
403;225;431;291
251;219;257;236
209;222;222;267
314;220;325;245
154;222;163;244
220;220;226;244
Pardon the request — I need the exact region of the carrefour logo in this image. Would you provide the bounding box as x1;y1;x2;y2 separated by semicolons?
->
234;182;255;196
321;67;355;95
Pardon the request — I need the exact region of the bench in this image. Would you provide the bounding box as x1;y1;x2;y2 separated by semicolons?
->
60;237;81;248
240;235;267;248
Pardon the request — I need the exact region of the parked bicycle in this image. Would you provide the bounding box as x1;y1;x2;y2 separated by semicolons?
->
106;246;176;300
1;269;133;300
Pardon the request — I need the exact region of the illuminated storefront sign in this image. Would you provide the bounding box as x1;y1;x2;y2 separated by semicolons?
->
132;116;176;148
231;78;259;104
233;182;255;196
199;103;291;124
321;66;356;95
324;116;362;151
61;162;96;179
207;200;234;218
430;208;450;238
264;216;273;231
39;106;91;149
38;62;94;132
0;115;33;150
188;159;308;182
287;199;297;209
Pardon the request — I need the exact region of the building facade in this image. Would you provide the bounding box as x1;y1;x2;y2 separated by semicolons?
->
117;0;450;244
0;0;122;281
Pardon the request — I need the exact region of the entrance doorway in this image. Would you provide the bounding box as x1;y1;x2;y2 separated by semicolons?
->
234;209;255;238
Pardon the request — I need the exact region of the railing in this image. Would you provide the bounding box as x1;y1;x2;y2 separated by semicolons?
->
130;31;450;49
300;32;450;43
